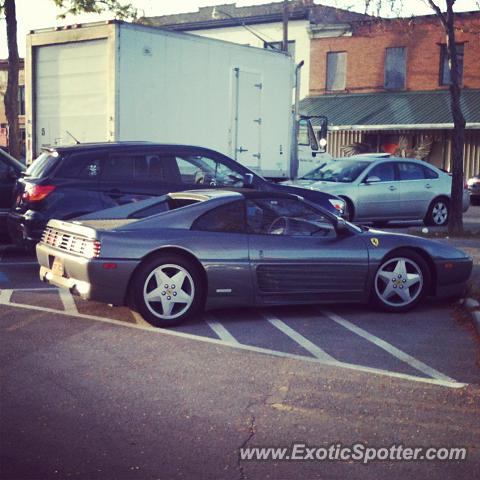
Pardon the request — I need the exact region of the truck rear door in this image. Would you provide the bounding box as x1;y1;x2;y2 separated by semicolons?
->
34;39;109;157
232;68;262;172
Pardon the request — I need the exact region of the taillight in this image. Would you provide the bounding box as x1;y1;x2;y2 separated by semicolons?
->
84;240;101;259
22;185;56;202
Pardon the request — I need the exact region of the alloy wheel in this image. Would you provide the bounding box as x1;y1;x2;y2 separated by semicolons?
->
143;263;195;320
374;257;423;308
432;201;448;225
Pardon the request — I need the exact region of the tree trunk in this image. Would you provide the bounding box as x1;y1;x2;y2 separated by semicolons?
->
4;0;21;160
445;0;465;235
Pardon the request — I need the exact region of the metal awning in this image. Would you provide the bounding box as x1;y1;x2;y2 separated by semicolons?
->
300;89;480;130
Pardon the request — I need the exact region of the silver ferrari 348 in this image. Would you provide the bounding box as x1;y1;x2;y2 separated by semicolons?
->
36;189;472;326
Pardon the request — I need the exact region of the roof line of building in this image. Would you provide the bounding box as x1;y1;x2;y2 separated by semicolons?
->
328;123;480;131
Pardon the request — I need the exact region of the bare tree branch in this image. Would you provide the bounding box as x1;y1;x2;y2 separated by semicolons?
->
426;0;447;28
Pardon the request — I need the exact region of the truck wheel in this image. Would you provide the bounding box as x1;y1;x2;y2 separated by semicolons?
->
131;254;203;327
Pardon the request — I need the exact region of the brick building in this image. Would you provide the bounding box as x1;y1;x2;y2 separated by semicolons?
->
301;12;480;178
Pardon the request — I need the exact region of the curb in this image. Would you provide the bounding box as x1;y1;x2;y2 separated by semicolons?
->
462;298;480;336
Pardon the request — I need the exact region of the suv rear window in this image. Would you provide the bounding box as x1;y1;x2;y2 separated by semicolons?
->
25;152;61;178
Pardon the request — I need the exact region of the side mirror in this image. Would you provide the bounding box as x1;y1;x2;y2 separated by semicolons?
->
364;175;381;184
316;117;328;153
297;118;318;151
244;173;254;186
335;218;350;235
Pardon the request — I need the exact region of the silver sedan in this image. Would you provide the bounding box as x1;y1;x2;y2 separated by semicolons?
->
283;155;470;227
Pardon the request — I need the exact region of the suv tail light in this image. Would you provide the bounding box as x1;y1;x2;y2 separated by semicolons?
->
22;185;56;202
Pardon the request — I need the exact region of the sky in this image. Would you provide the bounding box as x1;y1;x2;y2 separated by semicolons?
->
1;0;479;58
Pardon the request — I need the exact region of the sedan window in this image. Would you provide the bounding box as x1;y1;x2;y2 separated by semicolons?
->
423;166;439;179
246;198;334;237
366;163;396;182
301;160;370;183
398;162;425;180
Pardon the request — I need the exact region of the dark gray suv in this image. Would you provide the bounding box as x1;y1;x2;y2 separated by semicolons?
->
8;142;345;248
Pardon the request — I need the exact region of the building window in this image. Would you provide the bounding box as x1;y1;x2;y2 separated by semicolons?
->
264;40;295;57
326;52;347;91
384;47;406;90
18;85;25;116
440;43;464;86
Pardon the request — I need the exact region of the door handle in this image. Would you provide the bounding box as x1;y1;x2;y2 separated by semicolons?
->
237;147;248;153
425;184;432;189
388;185;397;191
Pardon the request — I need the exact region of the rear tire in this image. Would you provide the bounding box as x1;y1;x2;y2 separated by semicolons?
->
130;254;204;327
424;198;449;226
371;249;430;313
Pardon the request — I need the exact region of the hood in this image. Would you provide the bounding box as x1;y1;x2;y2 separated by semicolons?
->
362;228;470;260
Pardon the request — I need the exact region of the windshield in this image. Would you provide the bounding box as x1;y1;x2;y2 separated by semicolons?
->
301;159;370;183
25;151;61;178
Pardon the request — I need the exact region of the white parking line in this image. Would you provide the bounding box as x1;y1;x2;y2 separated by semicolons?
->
59;290;78;314
322;309;458;383
205;315;240;345
264;313;337;363
0;298;466;389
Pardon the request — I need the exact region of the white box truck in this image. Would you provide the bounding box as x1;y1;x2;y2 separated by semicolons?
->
25;21;325;178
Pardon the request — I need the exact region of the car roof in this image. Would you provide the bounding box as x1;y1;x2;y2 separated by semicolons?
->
44;142;224;154
169;188;300;201
333;154;435;165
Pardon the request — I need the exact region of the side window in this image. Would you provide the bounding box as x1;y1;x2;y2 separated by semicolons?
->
176;155;245;188
246;198;335;237
191;200;245;233
326;52;347;91
398;162;425;181
367;163;395;182
55;153;104;179
384;47;406;90
102;154;135;180
423;166;439;179
440;43;464;86
134;155;172;181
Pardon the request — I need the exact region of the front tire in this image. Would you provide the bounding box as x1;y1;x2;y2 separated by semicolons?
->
131;254;203;327
424;198;449;226
372;249;430;312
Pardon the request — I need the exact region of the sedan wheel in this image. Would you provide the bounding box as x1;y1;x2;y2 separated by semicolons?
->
373;251;429;312
132;254;203;326
425;199;449;226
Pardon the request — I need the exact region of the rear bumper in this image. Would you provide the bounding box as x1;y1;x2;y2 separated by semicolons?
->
7;211;46;248
36;242;138;306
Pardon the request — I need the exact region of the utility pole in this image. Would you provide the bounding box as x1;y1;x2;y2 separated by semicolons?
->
282;0;289;52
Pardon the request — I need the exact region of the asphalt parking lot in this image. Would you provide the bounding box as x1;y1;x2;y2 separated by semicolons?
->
1;207;479;388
